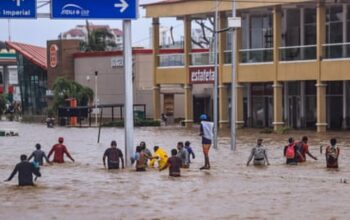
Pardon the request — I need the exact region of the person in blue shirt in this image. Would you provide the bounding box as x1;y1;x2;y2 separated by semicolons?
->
184;141;195;163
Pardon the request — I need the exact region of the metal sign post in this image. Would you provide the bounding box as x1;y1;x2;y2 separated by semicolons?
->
213;0;219;149
123;20;134;166
94;71;98;126
229;0;240;151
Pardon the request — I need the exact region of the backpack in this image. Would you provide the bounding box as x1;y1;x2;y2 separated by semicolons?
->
285;144;295;159
254;147;265;160
327;146;338;160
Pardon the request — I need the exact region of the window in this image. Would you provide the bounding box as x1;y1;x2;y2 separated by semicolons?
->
240;13;273;63
325;6;343;58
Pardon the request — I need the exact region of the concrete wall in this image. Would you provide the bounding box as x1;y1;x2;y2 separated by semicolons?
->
47;40;81;89
74;53;154;119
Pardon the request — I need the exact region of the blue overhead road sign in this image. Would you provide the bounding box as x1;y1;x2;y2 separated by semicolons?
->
51;0;138;19
0;0;36;19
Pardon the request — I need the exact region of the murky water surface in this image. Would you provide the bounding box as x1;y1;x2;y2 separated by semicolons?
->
1;121;350;220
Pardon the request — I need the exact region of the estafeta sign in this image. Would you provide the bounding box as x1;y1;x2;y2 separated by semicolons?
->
190;67;215;84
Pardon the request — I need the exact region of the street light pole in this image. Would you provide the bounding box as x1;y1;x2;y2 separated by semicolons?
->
231;0;237;151
94;71;98;126
213;0;219;149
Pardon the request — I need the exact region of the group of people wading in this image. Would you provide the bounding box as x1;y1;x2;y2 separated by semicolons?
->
247;136;340;169
4;114;340;186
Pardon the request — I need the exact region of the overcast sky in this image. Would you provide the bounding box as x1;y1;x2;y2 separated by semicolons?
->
0;0;183;48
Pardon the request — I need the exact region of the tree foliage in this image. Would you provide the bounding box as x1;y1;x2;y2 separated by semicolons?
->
52;77;94;110
81;20;117;51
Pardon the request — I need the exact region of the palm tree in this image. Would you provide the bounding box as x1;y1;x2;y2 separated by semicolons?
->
52;77;94;110
81;20;117;51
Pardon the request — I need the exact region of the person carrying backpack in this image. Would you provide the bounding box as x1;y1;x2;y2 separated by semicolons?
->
324;138;340;169
296;136;317;162
284;137;304;165
247;139;270;166
103;140;124;170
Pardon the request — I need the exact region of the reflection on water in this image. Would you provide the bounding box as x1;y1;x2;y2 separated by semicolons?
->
0;121;350;219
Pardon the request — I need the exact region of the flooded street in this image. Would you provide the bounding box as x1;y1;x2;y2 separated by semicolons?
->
1;121;350;220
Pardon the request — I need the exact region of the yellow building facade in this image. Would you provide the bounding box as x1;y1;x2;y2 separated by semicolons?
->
144;0;350;132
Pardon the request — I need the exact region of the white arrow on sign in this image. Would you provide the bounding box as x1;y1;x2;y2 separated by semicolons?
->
114;0;129;13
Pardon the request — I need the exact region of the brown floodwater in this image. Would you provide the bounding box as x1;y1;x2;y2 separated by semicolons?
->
1;121;350;220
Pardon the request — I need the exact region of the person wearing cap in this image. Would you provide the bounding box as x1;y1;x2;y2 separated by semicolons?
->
103;140;124;170
28;143;51;166
199;114;214;170
247;139;270;166
48;137;75;163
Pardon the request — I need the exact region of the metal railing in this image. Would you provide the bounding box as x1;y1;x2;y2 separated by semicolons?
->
323;42;350;59
190;52;216;66
158;54;184;67
239;48;273;63
279;45;317;61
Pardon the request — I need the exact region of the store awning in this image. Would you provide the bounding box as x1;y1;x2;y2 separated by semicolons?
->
6;41;47;70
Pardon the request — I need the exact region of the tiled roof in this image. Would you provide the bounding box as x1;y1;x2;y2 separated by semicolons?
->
111;28;123;36
64;29;85;37
6;41;47;70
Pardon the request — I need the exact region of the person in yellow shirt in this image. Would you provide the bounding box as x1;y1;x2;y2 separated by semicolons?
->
149;146;168;170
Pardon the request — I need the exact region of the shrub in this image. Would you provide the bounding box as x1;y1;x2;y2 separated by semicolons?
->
103;119;160;127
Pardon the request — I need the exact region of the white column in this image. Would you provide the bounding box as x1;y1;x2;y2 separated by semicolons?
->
343;80;347;129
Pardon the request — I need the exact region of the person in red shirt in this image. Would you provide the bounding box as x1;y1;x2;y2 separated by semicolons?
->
48;137;75;163
297;136;317;162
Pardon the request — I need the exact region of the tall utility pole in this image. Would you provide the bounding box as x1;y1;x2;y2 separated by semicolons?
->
213;0;219;149
7;19;11;41
231;0;237;151
123;20;134;166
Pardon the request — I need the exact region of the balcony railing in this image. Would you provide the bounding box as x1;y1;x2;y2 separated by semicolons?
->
279;45;317;61
239;48;273;63
159;54;184;67
323;42;350;59
190;52;217;66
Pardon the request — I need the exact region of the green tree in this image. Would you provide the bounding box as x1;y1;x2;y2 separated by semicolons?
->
81;21;117;52
52;77;94;110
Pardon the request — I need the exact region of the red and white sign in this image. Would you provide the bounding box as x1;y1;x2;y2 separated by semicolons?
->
190;66;215;84
49;44;59;68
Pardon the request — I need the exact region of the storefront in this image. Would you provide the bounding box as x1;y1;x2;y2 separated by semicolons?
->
7;42;48;115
